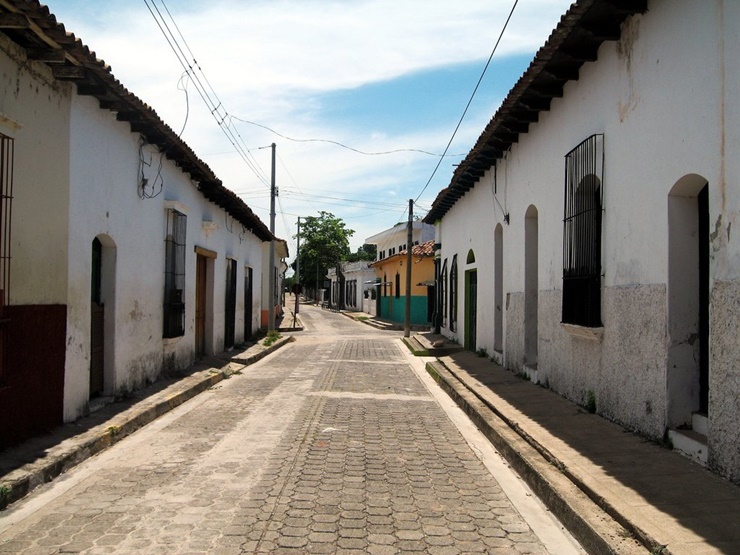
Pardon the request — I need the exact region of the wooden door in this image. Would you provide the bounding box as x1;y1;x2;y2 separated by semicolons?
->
698;184;709;414
244;267;253;340
195;254;207;356
90;238;104;396
224;259;236;349
466;271;478;352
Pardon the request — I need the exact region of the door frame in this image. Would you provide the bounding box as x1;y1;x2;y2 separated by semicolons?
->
465;269;478;352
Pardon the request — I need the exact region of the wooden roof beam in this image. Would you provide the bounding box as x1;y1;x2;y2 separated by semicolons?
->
581;20;622;41
542;64;580;81
26;48;65;63
500;120;530;134
51;65;87;80
603;0;648;15
508;110;539;124
0;13;29;29
529;82;564;98
559;45;598;63
116;110;142;122
76;83;107;96
518;96;552;111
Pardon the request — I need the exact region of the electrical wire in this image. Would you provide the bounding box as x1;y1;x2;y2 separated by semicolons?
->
143;0;271;188
414;0;519;202
231;117;466;158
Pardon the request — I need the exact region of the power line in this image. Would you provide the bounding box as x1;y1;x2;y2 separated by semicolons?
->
231;116;467;158
414;0;520;202
143;0;271;187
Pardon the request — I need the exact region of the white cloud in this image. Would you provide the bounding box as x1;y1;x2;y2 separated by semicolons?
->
45;0;572;251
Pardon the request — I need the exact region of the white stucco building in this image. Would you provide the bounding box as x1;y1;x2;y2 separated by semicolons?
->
0;2;278;446
261;239;289;328
327;261;377;313
366;222;434;263
424;0;740;483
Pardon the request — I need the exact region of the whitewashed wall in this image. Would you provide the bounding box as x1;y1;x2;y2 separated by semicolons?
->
437;0;740;480
1;36;71;306
62;95;265;421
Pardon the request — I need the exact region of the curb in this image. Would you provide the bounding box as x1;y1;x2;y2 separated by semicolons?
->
426;359;649;555
0;335;295;510
401;336;430;356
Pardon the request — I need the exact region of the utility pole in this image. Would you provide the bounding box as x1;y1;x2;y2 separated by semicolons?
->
268;143;276;332
404;199;413;338
295;217;301;315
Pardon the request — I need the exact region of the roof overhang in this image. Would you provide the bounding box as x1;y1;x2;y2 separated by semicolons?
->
423;0;647;224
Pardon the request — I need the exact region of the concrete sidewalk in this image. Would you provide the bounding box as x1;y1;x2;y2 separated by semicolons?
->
422;338;740;555
0;335;295;511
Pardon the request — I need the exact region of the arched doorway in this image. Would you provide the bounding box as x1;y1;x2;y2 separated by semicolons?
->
525;205;538;367
90;235;116;399
465;250;477;352
667;174;709;427
494;224;504;354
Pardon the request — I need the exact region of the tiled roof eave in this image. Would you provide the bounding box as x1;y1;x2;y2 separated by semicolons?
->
2;0;276;243
423;0;648;224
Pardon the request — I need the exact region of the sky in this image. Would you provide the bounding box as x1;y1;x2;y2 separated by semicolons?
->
43;0;573;263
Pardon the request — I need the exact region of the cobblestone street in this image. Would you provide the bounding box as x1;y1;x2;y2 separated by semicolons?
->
0;305;583;554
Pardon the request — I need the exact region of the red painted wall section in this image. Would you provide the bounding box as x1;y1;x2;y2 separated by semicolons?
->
0;305;67;449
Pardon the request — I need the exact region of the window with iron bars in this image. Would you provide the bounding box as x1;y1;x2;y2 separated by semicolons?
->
164;209;186;338
562;134;604;327
0;134;14;383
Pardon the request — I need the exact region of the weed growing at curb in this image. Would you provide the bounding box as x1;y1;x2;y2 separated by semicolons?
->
584;389;597;414
0;485;10;509
263;330;282;347
476;348;488;358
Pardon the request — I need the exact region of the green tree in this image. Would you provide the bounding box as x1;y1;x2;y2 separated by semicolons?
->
345;243;377;262
294;212;354;293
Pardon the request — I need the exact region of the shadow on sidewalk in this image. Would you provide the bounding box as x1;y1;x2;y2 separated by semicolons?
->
443;350;740;554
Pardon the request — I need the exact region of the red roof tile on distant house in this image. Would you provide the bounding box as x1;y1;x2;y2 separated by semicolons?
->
405;240;435;257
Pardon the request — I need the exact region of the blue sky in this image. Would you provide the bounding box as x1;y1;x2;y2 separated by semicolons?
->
43;0;572;258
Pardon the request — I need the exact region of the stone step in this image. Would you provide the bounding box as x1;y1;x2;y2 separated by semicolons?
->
669;427;708;466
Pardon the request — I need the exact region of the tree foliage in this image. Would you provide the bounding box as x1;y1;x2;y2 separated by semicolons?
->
346;243;377;262
294;212;354;290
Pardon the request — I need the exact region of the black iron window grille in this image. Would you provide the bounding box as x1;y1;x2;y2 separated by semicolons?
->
449;255;458;332
0;134;12;309
0;134;14;383
562;134;604;327
164;209;186;338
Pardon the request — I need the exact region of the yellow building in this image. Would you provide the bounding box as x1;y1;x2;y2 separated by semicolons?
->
370;240;435;325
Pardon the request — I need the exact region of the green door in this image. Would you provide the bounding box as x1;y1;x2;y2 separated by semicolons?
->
466;270;477;352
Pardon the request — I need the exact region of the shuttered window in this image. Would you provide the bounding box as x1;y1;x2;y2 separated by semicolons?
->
562;134;604;327
164;209;186;338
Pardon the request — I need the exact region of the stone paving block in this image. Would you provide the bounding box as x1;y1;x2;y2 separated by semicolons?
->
0;319;567;554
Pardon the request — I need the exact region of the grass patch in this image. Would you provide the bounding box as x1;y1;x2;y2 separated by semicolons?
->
584;389;597;414
263;330;282;347
0;484;10;509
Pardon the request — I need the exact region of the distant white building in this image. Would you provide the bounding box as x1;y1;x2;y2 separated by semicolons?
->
425;0;740;483
365;222;434;263
327;261;377;313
